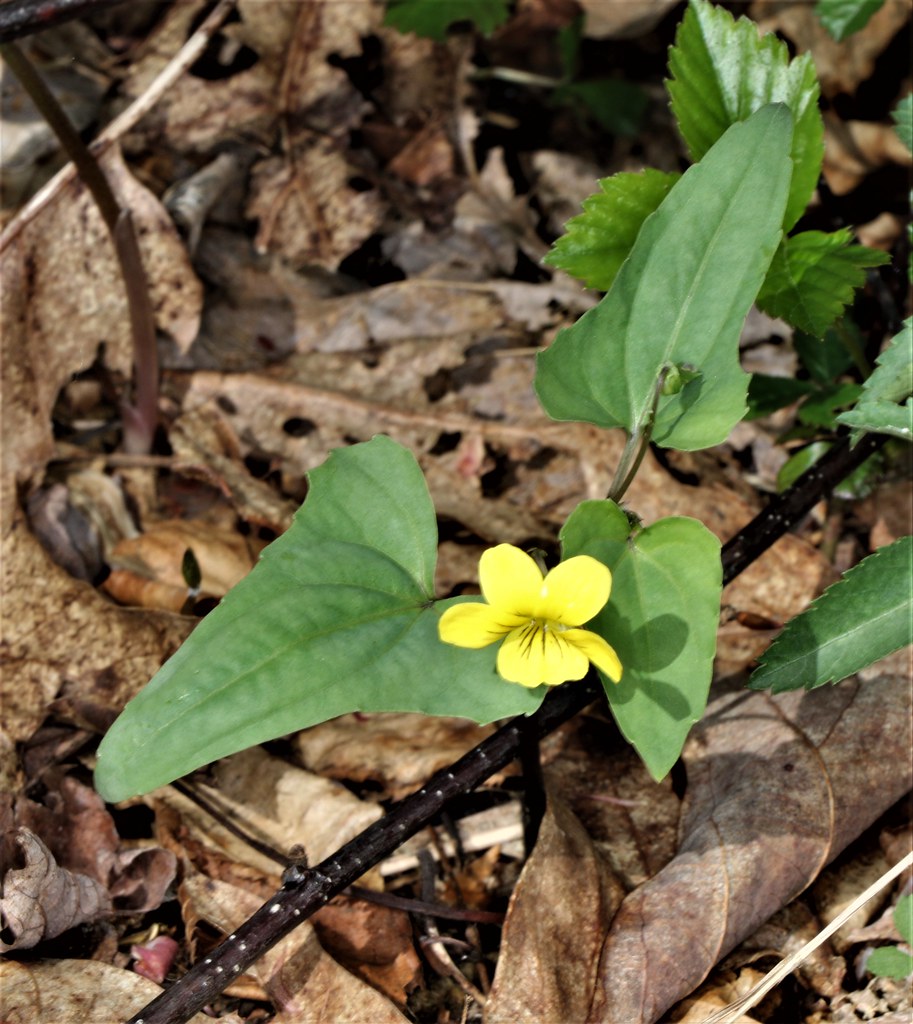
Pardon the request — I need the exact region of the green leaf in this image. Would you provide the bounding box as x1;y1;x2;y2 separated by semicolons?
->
95;437;544;802
838;319;913;444
543;169;680;291
794;325;855;384
796;381;863;427
536;104;793;451
560;501;722;781
757;230;890;337
815;0;886;41
383;0;509;40
553;80;648;137
749;536;913;693
776;441;832;492
892;93;913;153
867;945;913;979
667;0;823;231
896;893;913;945
747;375;815;419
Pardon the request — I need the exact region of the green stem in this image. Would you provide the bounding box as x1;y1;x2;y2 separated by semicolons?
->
608;367;669;503
1;40;159;453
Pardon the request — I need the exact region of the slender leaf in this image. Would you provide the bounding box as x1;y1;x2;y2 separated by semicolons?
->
95;437;544;802
667;0;823;230
536;105;793;451
543;169;680;291
815;0;887;41
561;501;722;781
383;0;509;40
757;230;890;338
892;93;913;153
838;319;913;444
749;536;913;693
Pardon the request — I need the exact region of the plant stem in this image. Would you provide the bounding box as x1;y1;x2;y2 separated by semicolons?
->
608;367;669;502
1;40;159;453
0;0;126;45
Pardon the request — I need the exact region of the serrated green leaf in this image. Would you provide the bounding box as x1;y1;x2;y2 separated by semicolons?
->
749;536;913;694
560;501;722;781
543;169;680;291
536;105;793;451
797;381;862;427
867;945;913;979
794;325;855;384
667;0;823;230
757;230;890;337
747;374;816;419
892;93;913;153
383;0;509;40
95;437;544;802
815;0;887;41
838;319;913;443
553;80;648;138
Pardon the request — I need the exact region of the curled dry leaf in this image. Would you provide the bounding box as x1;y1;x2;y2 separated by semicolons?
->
0;829;110;951
487;658;912;1024
0;959;226;1024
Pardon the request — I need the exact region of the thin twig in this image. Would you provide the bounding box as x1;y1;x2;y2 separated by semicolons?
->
0;0;125;44
127;429;890;1024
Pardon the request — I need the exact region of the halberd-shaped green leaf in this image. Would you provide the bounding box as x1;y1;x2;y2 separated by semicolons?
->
838;318;913;444
757;230;890;337
560;500;722;781
815;0;887;41
668;0;823;230
543;169;680;291
749;536;913;694
384;0;509;40
536;105;793;451
94;437;544;802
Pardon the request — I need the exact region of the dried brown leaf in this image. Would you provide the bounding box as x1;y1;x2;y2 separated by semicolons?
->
0;828;110;951
0;958;224;1024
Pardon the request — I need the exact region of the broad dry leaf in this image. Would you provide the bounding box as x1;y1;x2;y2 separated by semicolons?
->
823;116;913;195
486;658;911;1024
0;144;202;486
579;0;680;38
181;872;408;1023
0;959;225;1024
0;829;110;951
485;791;627;1024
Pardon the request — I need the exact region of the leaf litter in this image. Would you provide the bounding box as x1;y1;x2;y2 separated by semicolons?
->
0;1;910;1022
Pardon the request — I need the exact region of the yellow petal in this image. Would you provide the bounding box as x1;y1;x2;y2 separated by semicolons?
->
564;628;623;682
439;602;525;649
479;544;543;617
497;622;590;688
535;556;611;625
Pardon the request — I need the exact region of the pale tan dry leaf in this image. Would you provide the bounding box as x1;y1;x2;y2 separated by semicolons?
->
750;0;912;97
670;968;766;1024
152;746;382;877
0;828;110;951
823;116;913;195
586;665;912;1024
485;791;627;1024
180;872;409;1023
579;0;680;38
118;0;295;152
293;713;495;800
0;145;202;486
811;847;893;952
102;518;259;611
0;958;225;1024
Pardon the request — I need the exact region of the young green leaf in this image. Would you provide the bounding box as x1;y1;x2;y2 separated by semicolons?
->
94;437;544;802
757;230;890;338
815;0;887;41
536;104;793;452
749;536;913;694
667;0;823;230
892;93;913;153
561;500;722;781
866;893;913;978
793;325;855;385
383;0;509;40
837;319;913;444
543;169;680;291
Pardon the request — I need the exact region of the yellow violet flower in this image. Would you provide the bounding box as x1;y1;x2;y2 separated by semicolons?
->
439;544;622;688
